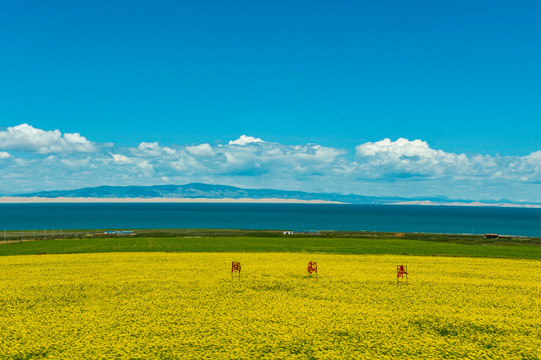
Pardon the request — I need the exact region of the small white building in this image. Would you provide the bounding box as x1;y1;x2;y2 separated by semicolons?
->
283;230;319;235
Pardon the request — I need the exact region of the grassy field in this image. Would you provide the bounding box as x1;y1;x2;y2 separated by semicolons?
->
0;252;539;359
1;234;541;259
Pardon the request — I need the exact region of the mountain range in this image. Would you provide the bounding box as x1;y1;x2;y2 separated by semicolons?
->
10;183;534;206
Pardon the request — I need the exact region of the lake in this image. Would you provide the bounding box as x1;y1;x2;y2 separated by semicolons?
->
1;203;541;237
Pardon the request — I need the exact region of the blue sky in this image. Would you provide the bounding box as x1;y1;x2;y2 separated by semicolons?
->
1;1;540;201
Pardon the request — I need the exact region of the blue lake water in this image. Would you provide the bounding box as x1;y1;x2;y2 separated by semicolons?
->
1;203;541;237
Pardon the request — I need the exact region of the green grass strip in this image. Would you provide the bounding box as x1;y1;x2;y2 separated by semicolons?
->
1;236;540;259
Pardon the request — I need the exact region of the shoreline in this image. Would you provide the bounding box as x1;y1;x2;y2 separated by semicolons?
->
0;197;540;208
0;196;344;204
392;200;541;208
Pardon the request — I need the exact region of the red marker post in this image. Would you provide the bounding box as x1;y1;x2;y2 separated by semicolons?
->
397;265;408;284
231;261;241;280
307;261;318;279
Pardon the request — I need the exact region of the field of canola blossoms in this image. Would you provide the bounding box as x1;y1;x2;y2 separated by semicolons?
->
0;252;540;359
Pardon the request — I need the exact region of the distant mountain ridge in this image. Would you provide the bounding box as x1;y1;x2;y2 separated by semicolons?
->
12;183;531;206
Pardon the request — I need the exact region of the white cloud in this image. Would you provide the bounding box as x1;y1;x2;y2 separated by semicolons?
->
228;135;264;146
201;141;346;177
169;153;201;172
0;123;97;154
502;150;541;182
111;153;132;164
135;142;176;157
136;159;152;170
186;143;214;157
0;152;11;159
355;138;479;178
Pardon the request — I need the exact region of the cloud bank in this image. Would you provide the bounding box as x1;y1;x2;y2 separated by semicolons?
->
1;124;540;202
0;124;97;154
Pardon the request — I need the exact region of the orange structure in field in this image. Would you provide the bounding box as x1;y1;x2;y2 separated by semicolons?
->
397;265;408;284
231;261;241;279
307;261;317;279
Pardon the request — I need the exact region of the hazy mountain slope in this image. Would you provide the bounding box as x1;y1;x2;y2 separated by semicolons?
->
15;183;481;205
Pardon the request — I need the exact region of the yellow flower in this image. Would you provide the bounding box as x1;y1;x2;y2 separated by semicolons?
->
0;253;539;359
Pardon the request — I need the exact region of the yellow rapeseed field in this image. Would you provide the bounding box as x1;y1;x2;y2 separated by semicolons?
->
0;252;540;359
